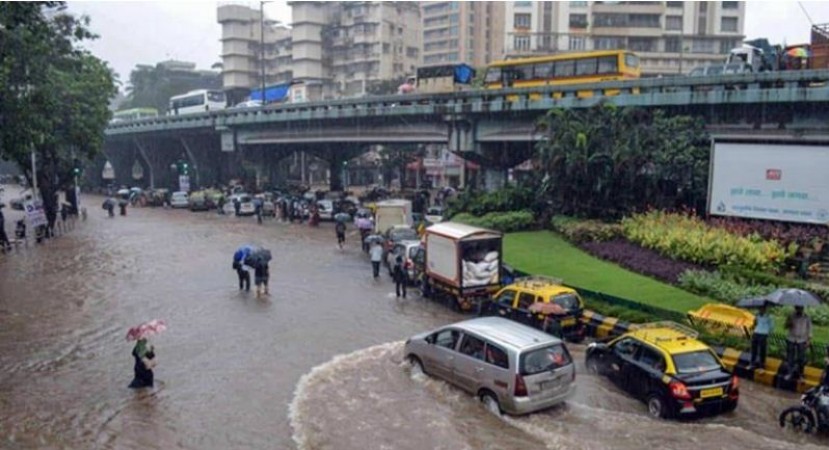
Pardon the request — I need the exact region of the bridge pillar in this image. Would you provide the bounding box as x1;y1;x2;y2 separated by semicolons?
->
133;139;156;189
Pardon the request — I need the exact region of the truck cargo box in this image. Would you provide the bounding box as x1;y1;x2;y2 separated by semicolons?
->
424;222;503;293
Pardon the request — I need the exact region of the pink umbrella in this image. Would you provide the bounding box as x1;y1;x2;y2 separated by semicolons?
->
528;302;567;316
126;319;167;341
397;83;415;94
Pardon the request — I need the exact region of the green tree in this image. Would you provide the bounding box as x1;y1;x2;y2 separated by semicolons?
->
0;2;117;228
377;144;424;188
123;63;220;113
535;104;709;219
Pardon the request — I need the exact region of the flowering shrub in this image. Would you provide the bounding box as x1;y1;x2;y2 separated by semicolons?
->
707;217;829;249
550;216;623;243
622;211;796;272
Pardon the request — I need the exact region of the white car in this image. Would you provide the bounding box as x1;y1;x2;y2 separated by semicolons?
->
170;191;189;208
316;199;334;221
230;194;256;216
231;100;263;109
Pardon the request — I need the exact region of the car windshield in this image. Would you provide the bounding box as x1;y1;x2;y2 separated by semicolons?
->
672;350;722;374
391;229;418;241
551;293;580;311
519;344;572;376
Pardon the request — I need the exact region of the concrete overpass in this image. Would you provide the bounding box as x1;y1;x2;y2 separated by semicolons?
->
103;70;829;190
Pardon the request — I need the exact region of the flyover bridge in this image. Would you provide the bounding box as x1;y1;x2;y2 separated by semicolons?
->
103;70;829;190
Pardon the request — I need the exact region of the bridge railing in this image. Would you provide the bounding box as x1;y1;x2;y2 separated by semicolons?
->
106;69;829;134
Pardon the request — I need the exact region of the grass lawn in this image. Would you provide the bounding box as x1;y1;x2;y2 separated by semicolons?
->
503;231;829;342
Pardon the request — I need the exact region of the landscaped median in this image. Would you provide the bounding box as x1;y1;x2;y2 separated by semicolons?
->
503;230;829;352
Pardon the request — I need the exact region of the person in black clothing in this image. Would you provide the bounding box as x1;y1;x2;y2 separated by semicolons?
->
254;261;270;298
393;254;407;298
335;220;346;249
233;259;251;291
0;204;9;251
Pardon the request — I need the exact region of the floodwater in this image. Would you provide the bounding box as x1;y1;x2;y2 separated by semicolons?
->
0;187;826;449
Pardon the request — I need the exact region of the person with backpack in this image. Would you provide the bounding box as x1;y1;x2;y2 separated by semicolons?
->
393;254;407;298
335;220;346;250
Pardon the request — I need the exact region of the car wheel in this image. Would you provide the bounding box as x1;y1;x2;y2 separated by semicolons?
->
480;391;501;416
585;357;602;375
647;394;671;420
407;355;424;376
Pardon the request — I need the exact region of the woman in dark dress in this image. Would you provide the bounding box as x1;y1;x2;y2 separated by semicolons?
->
128;338;156;388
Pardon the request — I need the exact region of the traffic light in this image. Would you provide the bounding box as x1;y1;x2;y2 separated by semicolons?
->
72;158;82;176
182;161;189;175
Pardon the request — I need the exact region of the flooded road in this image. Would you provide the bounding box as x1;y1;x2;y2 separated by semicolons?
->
0;190;826;449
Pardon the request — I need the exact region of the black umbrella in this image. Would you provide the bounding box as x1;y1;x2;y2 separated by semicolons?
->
246;248;272;266
737;289;822;308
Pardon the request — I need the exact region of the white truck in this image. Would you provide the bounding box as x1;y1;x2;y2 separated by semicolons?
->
374;199;412;234
420;222;504;312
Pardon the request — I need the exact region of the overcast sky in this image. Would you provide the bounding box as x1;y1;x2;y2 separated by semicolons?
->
68;1;829;91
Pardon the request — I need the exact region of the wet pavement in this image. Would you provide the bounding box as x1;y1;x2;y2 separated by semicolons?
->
0;188;826;449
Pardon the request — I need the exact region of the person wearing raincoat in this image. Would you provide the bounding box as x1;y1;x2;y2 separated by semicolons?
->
128;338;156;389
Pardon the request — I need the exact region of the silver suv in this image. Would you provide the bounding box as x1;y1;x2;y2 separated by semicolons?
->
404;317;576;415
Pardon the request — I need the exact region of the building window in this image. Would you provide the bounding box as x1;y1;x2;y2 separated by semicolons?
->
721;17;738;32
665;36;682;53
514;1;532;6
629;14;660;28
595;37;626;50
514;13;531;29
692;39;715;53
593;13;626;28
383;43;390;54
720;39;739;54
665;15;682;31
514;35;531;51
569;14;588;28
569;36;586;50
570;1;587;6
629;37;656;52
666;1;683;7
722;1;739;9
407;46;419;58
449;13;459;24
699;2;708;12
698;16;707;35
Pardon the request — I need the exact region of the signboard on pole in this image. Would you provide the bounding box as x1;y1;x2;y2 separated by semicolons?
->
179;175;190;193
24;199;47;228
708;141;829;224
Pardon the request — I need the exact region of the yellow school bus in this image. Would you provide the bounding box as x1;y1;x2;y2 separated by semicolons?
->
484;50;641;99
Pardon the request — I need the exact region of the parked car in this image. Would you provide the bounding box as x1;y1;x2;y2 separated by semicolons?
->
382;225;420;265
9;188;33;210
316;199;335;221
231;100;263;109
188;191;210;211
170;191;189;209
425;206;444;223
488;276;586;343
385;240;421;281
404;317;576;415
235;194;256;216
585;322;739;419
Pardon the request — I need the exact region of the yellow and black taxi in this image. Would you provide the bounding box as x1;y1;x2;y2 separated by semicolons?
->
585;322;739;419
488;276;586;343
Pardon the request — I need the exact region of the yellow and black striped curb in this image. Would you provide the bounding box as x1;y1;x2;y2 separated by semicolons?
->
580;309;823;393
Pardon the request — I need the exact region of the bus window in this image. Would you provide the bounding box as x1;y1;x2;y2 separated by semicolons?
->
598;56;618;74
485;67;502;84
208;91;226;103
625;53;640;69
576;58;597;76
554;60;575;77
516;64;534;80
535;62;554;78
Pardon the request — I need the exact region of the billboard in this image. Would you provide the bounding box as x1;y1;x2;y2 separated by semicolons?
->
708;142;829;224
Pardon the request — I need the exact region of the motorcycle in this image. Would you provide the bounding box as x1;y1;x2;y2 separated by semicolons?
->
779;385;829;434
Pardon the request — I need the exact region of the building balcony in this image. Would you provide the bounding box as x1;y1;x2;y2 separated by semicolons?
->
591;2;665;14
590;27;662;37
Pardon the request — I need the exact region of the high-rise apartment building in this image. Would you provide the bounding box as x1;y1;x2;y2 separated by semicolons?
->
420;1;505;67
503;1;746;75
217;2;421;102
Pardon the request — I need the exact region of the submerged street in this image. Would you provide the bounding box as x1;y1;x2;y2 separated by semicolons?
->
0;195;826;449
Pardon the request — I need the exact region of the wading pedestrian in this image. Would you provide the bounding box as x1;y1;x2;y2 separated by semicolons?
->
749;302;773;370
785;305;812;380
393;254;407;298
370;241;383;279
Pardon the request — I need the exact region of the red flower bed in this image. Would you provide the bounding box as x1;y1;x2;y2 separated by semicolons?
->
706;217;828;248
